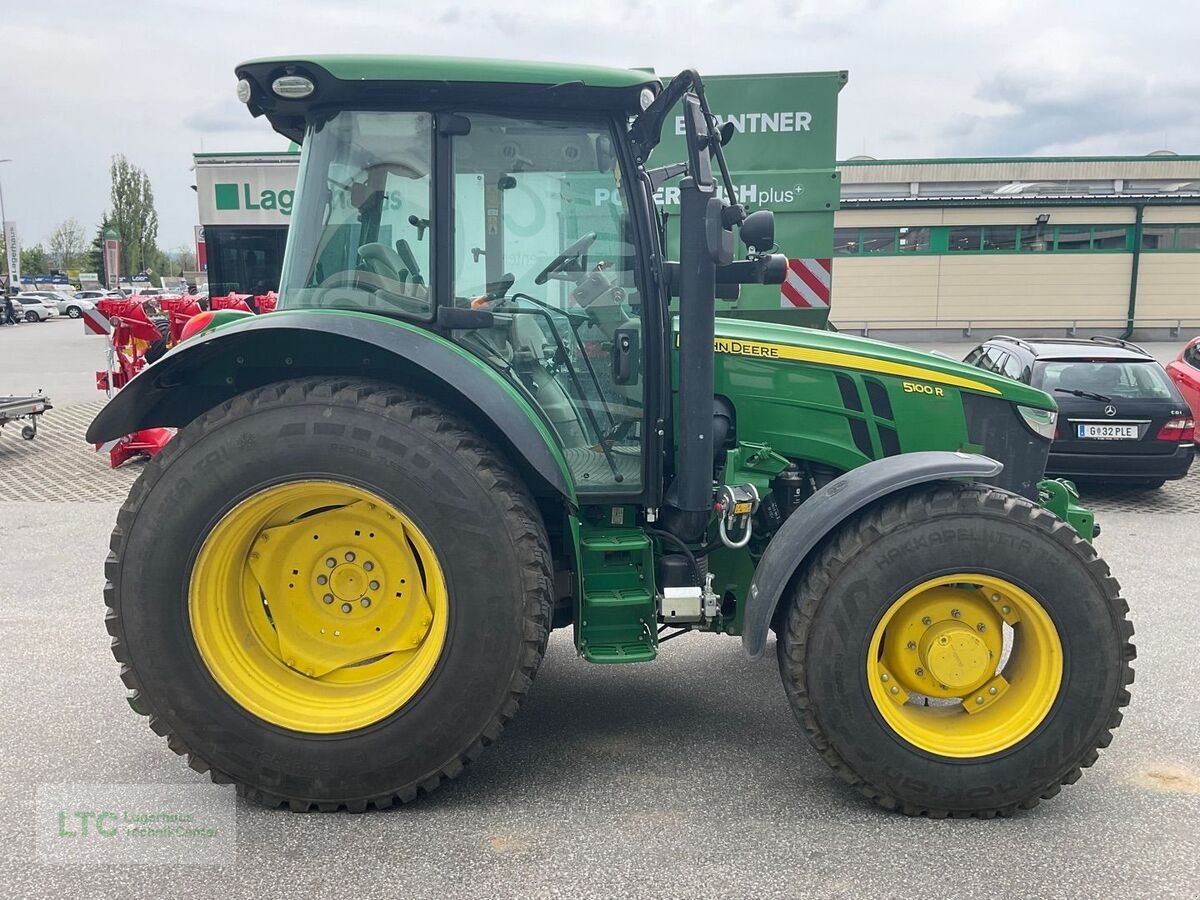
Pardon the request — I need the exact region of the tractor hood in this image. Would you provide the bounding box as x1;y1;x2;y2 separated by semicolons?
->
709;318;1056;410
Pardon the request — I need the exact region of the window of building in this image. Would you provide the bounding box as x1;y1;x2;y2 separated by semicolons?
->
828;222;1151;256
896;226;931;252
1140;225;1174;251
983;225;1019;252
860;228;897;254
1092;226;1130;250
1020;227;1050;251
833;228;859;255
1054;226;1092;251
947;226;982;252
1177;226;1200;251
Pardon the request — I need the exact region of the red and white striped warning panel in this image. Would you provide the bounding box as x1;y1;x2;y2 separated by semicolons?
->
82;306;112;335
780;257;831;309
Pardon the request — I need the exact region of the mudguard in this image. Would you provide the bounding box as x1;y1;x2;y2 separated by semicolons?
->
87;309;575;502
741;450;1003;659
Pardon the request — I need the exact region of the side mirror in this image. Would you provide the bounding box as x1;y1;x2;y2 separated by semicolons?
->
705;197;734;266
740;210;775;254
718;122;735;147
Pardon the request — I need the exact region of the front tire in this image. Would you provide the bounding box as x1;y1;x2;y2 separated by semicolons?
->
67;305;83;319
105;378;552;810
777;483;1134;817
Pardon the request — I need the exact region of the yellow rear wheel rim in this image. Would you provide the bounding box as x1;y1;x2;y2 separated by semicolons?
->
867;573;1062;758
189;480;448;733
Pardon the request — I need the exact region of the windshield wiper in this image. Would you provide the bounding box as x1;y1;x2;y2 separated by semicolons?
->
1055;388;1114;403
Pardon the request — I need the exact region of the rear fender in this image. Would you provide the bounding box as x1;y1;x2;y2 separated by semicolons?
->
742;451;1003;659
86;309;576;504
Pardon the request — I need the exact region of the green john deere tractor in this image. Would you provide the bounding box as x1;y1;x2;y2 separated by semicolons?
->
89;56;1134;817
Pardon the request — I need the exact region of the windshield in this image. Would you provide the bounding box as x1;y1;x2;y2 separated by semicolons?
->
1033;359;1176;399
279;111;434;317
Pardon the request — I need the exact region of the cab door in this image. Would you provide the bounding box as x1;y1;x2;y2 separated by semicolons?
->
446;113;653;499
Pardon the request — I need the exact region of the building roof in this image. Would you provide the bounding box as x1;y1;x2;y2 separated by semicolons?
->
837;154;1200;207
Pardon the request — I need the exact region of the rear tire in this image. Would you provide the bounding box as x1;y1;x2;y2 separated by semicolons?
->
105;378;553;810
24;311;37;323
67;305;82;319
777;482;1134;818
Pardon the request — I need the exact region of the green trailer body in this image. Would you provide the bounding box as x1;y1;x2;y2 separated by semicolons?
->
655;71;845;328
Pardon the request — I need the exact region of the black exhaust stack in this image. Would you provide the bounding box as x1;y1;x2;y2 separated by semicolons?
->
661;92;734;543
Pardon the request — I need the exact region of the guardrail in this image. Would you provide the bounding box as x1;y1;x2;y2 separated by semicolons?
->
830;316;1200;339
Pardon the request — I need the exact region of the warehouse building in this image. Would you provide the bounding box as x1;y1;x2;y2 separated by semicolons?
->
193;148;298;295
833;154;1200;338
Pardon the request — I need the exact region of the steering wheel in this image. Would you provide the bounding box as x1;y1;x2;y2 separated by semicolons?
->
534;232;598;285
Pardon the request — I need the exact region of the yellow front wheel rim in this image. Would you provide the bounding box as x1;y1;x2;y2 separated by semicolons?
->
189;480;449;734
867;573;1062;758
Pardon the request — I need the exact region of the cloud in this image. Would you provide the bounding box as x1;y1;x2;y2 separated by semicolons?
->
183;104;256;134
0;1;1197;248
941;29;1200;155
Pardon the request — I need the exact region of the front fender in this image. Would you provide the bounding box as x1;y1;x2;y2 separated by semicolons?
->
742;451;1003;659
87;309;576;502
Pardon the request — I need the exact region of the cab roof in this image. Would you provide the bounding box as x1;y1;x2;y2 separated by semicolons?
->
235;55;662;142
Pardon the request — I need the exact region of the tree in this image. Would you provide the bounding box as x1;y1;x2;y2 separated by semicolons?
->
86;217;110;277
109;155;160;275
20;244;49;275
48;218;87;269
169;245;197;273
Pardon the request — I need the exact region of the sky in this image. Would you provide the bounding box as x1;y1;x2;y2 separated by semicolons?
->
2;0;1197;254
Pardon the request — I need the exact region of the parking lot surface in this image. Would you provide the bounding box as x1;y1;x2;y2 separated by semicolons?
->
2;319;1198;898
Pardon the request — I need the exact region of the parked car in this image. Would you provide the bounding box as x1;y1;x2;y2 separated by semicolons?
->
1166;336;1200;421
15;293;61;317
23;289;94;319
12;296;57;322
965;335;1194;487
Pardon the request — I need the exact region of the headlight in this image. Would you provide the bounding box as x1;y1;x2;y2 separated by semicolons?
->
1018;405;1057;439
272;75;315;99
235;78;252;104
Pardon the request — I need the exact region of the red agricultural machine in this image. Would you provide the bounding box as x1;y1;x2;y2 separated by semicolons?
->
86;292;265;466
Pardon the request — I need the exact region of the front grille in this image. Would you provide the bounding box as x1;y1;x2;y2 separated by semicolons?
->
962;393;1049;499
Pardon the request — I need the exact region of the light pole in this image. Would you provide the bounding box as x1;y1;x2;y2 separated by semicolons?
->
0;158;10;296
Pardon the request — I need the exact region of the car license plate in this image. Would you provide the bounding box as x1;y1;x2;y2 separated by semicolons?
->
1077;424;1138;440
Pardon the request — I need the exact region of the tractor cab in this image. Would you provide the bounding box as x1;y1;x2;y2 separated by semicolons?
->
278;105;651;491
237;55;786;507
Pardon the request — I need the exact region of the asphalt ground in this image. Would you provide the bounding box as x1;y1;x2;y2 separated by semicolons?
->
2;318;1199;898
